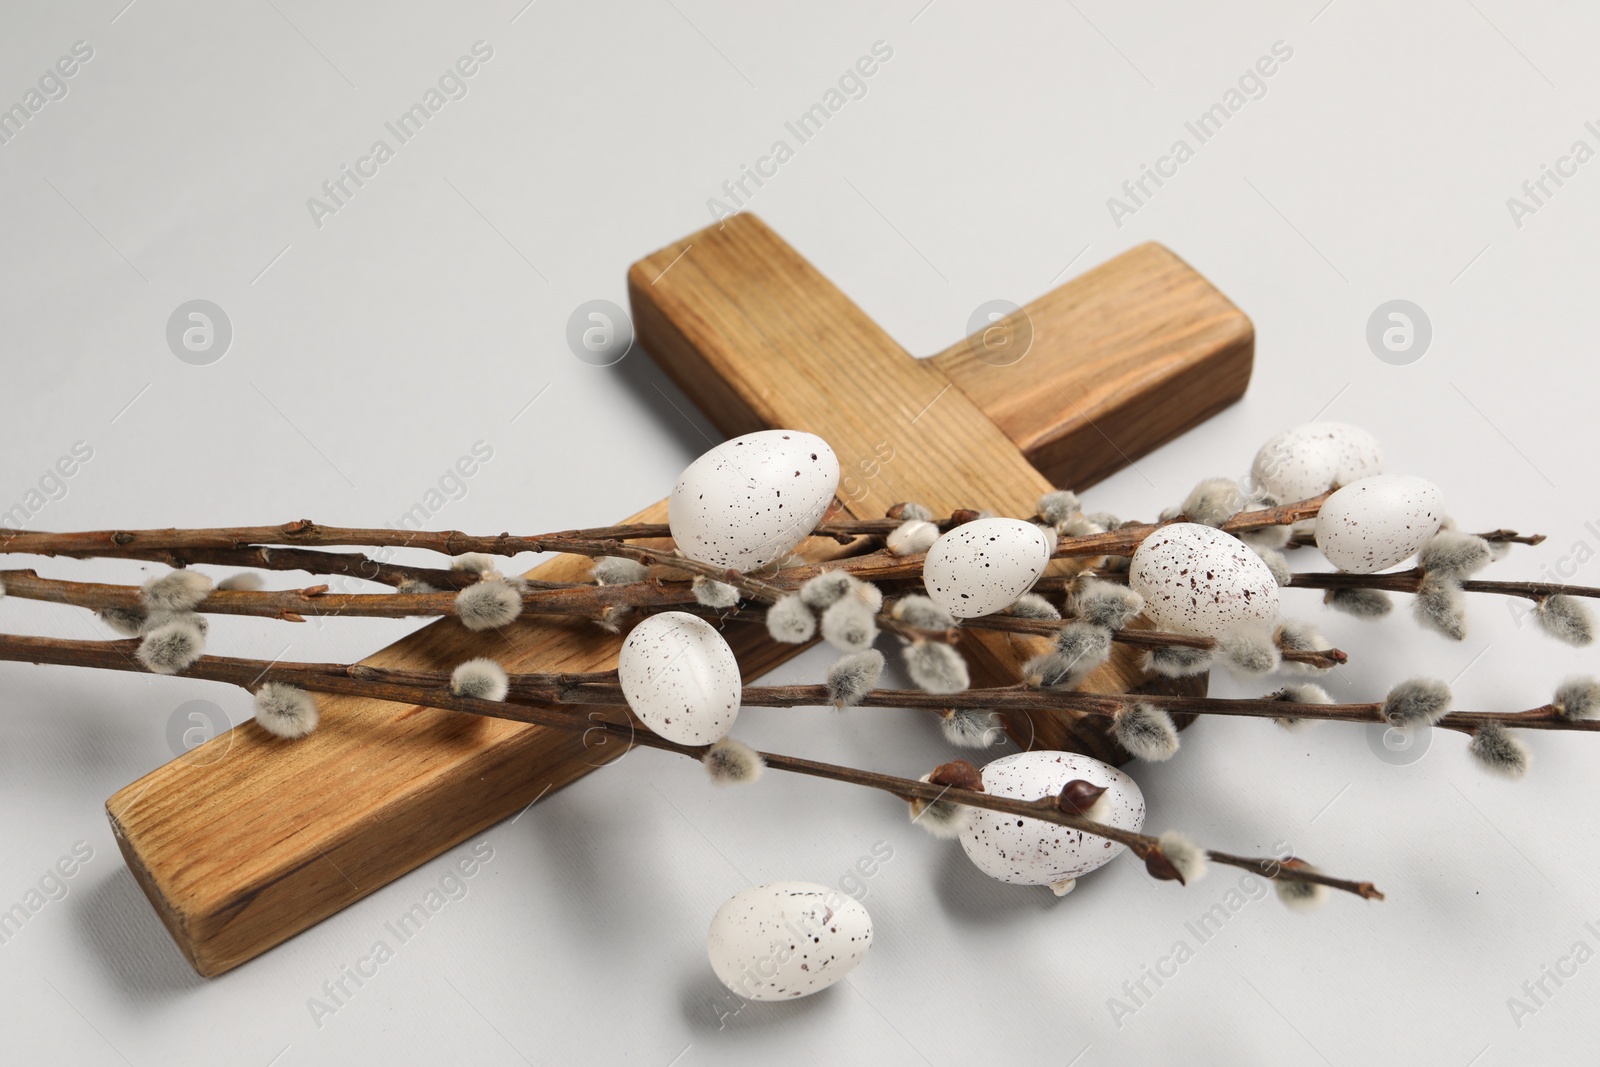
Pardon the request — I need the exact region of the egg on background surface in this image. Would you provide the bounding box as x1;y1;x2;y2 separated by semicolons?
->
617;612;741;744
1318;422;1384;485
707;882;873;1001
1129;522;1280;635
1314;474;1445;574
669;430;839;571
1252;427;1339;503
922;517;1053;618
1251;422;1384;502
960;751;1145;886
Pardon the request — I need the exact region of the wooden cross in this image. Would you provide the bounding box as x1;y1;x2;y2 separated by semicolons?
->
109;214;1252;976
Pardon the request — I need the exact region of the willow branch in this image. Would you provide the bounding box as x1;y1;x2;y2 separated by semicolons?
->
1284;569;1600;602
1289;528;1545;549
547;682;1598;735
2;568;1346;669
0;632;1375;899
0;495;1327;579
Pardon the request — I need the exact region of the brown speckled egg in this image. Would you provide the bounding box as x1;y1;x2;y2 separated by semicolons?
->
707;882;872;1000
922;517;1053;618
669;430;839;570
960;751;1145;886
617;612;741;744
1314;474;1444;574
1129;522;1280;636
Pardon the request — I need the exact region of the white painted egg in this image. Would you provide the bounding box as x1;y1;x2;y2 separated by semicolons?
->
707;881;872;1001
1253;423;1385;503
960;751;1145;887
922;518;1053;618
1129;522;1280;636
617;612;741;744
1252;427;1340;504
669;430;839;571
1314;474;1444;574
1318;422;1384;485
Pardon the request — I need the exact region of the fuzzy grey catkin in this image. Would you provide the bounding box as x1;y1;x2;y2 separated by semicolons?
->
702;738;764;785
1182;477;1244;527
940;709;1004;749
135;617;205;674
1156;831;1208;883
1060;514;1106;537
141;569;213;613
142;610;208;638
904;640;970;694
908;773;968;838
1270;682;1332;730
1240;525;1292;552
1036;489;1081;526
97;606;148;637
451;553;499;575
1003;593;1061;621
1259;548;1293;588
1535;595;1594;647
1112;703;1179;761
820;597;878;652
591;556;649;585
853;580;884;614
886;519;939;556
891;595;957;631
1418;531;1493;580
800;570;856;610
1024;623;1111;687
1144;644;1213;678
254;683;319;739
1382;678;1452;727
450;658;509;701
1413;574;1468;640
895;501;934;523
1215;627;1281;676
692;576;741;609
1469;722;1529;779
1068;579;1144;631
454;580;523;630
1554;676;1600;721
826;650;884;708
1275;870;1328;912
1274;619;1332;675
1324;587;1393;619
765;595;816;643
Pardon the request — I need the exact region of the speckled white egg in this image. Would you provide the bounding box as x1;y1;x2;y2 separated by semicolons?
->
1252;423;1385;502
1129;522;1280;636
669;430;839;571
922;518;1053;619
617;612;741;744
960;751;1145;887
1318;422;1384;485
1252;428;1339;504
1314;474;1444;574
707;881;872;1001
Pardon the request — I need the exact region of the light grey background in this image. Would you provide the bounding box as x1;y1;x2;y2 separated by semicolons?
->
2;1;1597;1064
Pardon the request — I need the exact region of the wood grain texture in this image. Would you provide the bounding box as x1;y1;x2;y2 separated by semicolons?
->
108;510;853;977
628;215;1230;761
932;242;1253;491
111;213;1249;976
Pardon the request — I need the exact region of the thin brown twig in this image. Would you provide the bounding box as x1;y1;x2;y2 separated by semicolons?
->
0;631;1377;899
0;568;1346;668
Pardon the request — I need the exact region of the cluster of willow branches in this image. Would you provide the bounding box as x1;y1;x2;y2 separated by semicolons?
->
1;487;1595;905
